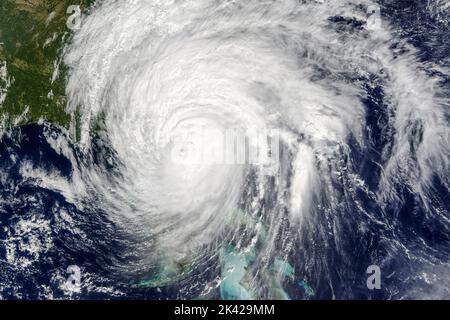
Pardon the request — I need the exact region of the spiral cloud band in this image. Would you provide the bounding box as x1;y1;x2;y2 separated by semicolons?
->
58;0;450;298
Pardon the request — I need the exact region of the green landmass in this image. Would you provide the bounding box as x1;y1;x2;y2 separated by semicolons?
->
0;0;93;133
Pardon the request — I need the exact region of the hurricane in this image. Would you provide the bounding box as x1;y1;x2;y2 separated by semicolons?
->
0;0;449;299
